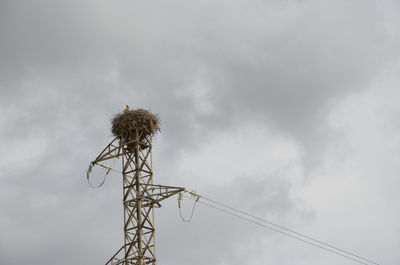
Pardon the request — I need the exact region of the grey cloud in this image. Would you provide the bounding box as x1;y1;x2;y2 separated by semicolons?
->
0;0;399;265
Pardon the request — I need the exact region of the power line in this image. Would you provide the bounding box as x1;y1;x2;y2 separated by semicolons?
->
178;192;200;222
199;195;379;265
183;195;379;265
86;163;110;188
187;196;374;265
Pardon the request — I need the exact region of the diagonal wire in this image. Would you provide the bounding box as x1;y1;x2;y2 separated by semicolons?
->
184;195;379;265
199;195;379;265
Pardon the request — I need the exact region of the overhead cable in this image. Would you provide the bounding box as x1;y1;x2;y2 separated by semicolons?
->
86;163;111;188
184;195;379;265
178;192;200;222
199;195;379;265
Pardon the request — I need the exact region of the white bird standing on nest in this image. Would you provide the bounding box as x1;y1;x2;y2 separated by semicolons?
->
124;105;130;113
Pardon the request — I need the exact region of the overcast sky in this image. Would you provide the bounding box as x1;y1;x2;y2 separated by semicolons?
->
0;0;399;264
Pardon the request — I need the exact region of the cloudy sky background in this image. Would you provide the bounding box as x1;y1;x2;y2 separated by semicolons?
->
0;0;399;264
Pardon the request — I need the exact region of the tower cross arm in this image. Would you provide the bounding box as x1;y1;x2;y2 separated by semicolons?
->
146;184;186;205
90;137;123;165
90;137;143;165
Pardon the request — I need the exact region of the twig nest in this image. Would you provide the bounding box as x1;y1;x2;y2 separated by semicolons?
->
111;108;160;142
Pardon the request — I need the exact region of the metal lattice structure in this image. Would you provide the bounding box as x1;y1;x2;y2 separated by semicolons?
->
90;125;184;265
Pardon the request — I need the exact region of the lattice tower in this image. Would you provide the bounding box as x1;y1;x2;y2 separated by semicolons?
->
89;109;184;265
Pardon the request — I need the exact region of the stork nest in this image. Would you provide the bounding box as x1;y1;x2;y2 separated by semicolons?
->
111;108;160;143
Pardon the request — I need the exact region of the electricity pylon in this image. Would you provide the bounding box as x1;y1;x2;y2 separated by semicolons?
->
90;120;184;265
